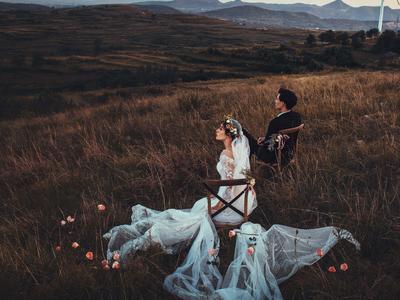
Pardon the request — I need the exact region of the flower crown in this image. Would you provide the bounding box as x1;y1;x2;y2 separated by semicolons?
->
222;114;239;137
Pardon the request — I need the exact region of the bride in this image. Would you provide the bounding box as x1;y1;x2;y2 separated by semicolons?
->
103;115;360;300
103;114;257;261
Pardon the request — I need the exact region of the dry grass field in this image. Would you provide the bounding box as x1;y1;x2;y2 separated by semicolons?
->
2;4;399;123
0;70;399;299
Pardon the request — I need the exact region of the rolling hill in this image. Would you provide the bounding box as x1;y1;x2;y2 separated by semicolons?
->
0;1;51;10
202;5;378;31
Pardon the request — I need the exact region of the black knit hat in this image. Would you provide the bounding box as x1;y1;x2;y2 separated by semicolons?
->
278;88;297;109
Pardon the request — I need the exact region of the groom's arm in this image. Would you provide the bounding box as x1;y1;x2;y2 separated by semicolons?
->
264;119;278;140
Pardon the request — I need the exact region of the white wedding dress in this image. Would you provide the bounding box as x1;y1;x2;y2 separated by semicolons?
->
103;146;257;262
103;126;360;300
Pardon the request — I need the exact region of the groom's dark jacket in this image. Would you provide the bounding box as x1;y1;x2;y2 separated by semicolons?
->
256;110;302;164
264;110;302;140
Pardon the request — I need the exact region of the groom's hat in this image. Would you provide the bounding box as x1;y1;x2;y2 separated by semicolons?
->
278;88;297;109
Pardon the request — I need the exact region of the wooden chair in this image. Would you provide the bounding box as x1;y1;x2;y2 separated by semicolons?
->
203;178;252;229
256;123;305;173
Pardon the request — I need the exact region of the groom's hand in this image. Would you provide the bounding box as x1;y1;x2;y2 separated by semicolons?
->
257;137;265;145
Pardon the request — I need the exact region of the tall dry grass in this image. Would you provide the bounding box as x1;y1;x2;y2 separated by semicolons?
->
0;71;399;299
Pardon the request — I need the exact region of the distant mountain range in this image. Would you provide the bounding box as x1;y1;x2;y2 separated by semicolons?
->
136;3;181;13
1;0;400;21
1;0;399;31
133;0;400;21
201;5;378;31
0;1;51;10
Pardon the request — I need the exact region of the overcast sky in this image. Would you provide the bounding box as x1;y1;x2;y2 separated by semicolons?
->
222;0;400;9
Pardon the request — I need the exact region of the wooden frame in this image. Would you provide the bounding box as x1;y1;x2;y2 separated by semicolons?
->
276;123;304;171
256;123;305;173
203;179;251;228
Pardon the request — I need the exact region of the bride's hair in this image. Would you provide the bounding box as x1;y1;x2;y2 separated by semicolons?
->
221;114;242;140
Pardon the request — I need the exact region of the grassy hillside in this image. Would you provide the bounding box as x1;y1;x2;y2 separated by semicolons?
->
0;4;309;97
2;4;399;122
0;70;399;299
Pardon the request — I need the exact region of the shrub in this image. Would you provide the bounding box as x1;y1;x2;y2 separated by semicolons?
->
305;34;317;47
320;46;356;67
335;32;350;46
319;30;336;43
366;28;379;38
351;36;363;49
373;30;398;53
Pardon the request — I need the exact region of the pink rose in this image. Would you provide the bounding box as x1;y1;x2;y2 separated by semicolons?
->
340;263;349;271
247;247;255;256
112;261;120;270
66;216;75;223
97;204;106;212
72;242;79;249
60;220;67;226
316;248;324;257
101;259;109;267
328;266;336;273
113;251;120;261
85;251;94;261
55;245;61;252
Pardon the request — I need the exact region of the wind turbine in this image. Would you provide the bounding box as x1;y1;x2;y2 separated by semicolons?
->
378;0;385;32
379;0;400;32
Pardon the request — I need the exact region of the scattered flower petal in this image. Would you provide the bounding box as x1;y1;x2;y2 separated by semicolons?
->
97;204;106;212
316;248;324;257
340;263;349;271
101;259;109;267
72;242;79;249
228;230;236;238
112;261;120;270
113;251;120;261
85;251;94;261
247;246;255;256
328;266;336;273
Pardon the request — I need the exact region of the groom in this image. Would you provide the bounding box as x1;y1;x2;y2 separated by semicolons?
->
243;88;302;165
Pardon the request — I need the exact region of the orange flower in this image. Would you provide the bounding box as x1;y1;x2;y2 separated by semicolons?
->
113;251;120;261
72;242;79;249
85;251;94;261
55;245;61;252
328;266;336;273
340;263;349;271
316;248;324;257
247;246;255;256
97;204;106;212
112;261;120;270
228;230;236;238
208;248;217;256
